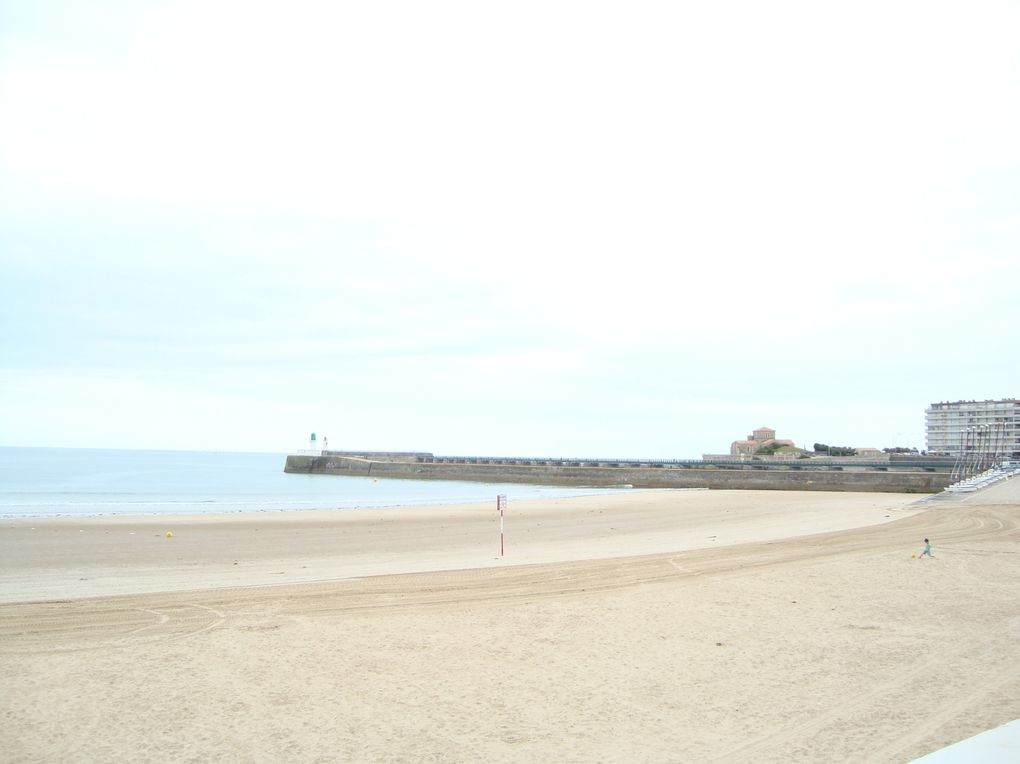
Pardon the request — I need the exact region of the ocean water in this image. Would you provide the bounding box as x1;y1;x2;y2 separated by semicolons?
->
0;447;631;518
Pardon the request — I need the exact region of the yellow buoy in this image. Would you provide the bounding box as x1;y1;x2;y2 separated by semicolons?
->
165;531;173;538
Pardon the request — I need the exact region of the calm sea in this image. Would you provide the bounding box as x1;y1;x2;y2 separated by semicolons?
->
0;447;630;518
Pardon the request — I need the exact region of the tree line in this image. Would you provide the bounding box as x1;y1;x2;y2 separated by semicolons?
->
813;443;857;456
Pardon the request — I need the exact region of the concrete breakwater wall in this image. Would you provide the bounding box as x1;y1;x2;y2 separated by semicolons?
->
284;454;951;493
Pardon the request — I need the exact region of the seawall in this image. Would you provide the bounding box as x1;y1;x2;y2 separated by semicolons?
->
284;453;951;493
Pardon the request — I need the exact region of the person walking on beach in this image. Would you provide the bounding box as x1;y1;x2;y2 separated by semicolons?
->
918;538;934;558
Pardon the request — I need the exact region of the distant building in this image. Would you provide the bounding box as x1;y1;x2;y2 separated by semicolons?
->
855;447;884;458
729;426;797;457
925;399;1020;457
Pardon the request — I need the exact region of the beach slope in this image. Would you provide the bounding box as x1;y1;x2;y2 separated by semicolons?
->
1;485;1018;762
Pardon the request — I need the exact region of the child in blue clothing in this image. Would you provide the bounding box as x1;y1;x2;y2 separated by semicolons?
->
918;538;933;558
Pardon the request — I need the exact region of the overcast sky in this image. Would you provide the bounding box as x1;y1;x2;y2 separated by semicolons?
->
1;1;1018;458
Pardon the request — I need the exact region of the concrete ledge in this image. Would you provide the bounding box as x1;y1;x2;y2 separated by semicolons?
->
911;718;1020;762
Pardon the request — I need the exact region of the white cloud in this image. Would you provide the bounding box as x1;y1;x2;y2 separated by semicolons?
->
1;0;1018;454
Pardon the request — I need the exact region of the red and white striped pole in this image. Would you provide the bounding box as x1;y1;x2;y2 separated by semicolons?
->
497;494;507;557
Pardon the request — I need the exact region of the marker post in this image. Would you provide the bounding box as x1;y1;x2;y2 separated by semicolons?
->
497;494;507;557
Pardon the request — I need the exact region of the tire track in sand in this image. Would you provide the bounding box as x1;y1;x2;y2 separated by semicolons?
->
1;500;1014;655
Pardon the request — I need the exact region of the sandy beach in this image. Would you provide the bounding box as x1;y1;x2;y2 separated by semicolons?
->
2;484;1018;762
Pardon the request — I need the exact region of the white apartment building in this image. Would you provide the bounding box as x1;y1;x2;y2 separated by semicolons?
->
925;399;1020;457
